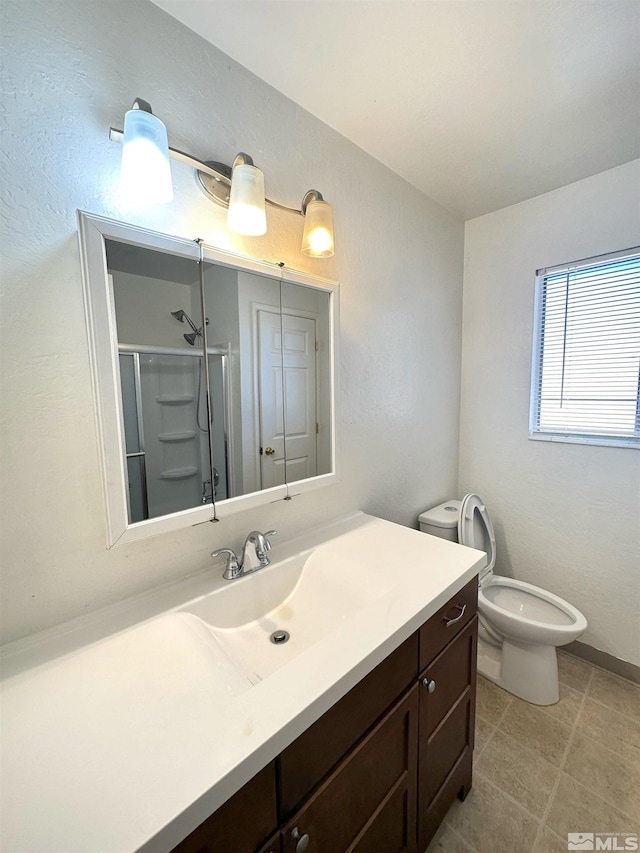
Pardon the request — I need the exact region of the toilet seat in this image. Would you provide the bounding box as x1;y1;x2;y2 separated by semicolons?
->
483;580;575;626
458;493;496;576
479;576;587;645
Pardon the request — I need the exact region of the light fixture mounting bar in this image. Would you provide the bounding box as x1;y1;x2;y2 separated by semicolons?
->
109;126;230;183
109;127;303;216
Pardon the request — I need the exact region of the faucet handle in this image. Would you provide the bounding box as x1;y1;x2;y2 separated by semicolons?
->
211;548;242;580
263;530;277;551
211;547;236;560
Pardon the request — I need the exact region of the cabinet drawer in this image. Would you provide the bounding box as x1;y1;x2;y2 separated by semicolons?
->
281;685;418;853
419;577;477;669
171;762;277;853
279;631;418;816
420;618;477;739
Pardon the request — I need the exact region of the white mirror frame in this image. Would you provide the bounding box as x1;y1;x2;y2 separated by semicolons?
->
78;211;340;547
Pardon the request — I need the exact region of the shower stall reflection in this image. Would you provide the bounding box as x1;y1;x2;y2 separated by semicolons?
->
106;239;228;524
118;347;228;522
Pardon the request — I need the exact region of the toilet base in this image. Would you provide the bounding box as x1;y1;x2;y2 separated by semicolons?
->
477;635;560;705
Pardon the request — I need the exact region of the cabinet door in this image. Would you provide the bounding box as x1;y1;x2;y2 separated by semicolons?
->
171;762;278;853
258;832;281;853
282;685;418;853
420;618;477;742
279;632;418;816
417;618;477;852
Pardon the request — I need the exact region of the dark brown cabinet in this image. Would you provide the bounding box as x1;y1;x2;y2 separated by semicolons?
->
417;616;477;851
278;632;419;818
171;762;278;853
419;577;478;670
257;834;281;853
171;578;478;853
281;686;418;853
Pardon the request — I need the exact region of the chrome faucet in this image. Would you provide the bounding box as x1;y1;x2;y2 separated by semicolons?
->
212;529;277;580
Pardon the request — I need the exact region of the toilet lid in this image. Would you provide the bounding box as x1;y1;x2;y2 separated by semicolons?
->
459;493;496;575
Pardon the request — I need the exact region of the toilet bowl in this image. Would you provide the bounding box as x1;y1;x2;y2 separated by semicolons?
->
418;495;587;705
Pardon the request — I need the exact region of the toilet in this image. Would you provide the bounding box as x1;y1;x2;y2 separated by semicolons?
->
419;495;587;705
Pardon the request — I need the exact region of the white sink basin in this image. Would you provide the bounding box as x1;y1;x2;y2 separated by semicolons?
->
177;525;397;684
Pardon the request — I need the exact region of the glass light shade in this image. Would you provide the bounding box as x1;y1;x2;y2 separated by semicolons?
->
120;109;173;205
301;199;334;257
227;163;267;236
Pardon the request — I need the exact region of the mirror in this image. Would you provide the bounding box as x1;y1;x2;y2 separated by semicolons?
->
78;212;339;546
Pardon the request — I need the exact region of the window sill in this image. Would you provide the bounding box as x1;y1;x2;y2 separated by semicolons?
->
528;432;639;449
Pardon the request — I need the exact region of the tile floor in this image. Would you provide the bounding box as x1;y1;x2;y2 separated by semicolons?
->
428;651;640;853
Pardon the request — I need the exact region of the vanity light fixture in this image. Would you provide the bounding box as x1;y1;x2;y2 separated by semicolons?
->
226;153;267;237
110;98;334;256
119;99;173;206
301;190;335;258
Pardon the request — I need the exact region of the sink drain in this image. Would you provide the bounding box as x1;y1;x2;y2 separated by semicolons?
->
270;629;290;645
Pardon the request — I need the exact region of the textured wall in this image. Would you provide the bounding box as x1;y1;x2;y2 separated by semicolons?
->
459;161;640;666
0;0;464;644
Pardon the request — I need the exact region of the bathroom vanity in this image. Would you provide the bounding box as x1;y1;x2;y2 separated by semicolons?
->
0;513;484;853
173;577;478;853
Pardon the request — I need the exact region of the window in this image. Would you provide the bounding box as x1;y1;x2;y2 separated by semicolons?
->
530;247;640;448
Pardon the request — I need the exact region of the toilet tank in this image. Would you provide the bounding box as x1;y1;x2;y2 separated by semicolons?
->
418;500;461;542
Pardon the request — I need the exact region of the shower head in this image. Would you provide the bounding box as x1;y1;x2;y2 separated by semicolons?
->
171;309;200;333
172;309;207;346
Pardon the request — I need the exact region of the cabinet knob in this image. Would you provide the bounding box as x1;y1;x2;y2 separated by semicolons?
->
422;678;436;693
291;826;310;852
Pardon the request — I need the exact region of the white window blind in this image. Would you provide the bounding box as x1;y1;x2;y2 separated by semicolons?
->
530;247;640;448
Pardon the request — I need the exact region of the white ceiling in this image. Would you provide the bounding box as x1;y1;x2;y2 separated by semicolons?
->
151;0;640;219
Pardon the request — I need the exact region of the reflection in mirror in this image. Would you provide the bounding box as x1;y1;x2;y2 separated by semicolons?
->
106;241;215;521
201;261;285;498
280;281;332;483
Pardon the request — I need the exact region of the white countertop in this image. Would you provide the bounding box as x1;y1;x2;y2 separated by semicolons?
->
1;512;485;853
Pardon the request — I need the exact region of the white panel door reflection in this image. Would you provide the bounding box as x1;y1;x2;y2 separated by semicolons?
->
258;310;317;488
281;314;317;482
258;310;285;489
